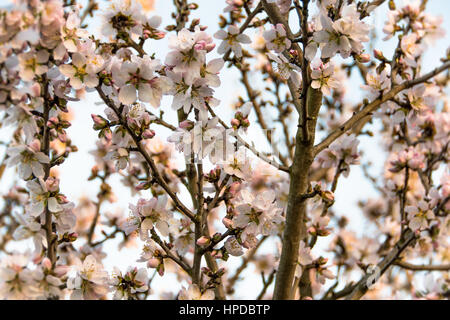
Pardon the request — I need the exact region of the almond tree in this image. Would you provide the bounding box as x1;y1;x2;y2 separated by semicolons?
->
0;0;448;300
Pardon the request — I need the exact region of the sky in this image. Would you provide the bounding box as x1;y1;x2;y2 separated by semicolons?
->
0;0;449;299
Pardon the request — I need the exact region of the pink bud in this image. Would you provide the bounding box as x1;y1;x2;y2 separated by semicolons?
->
205;43;216;52
222;218;233;229
241;118;250;127
54;265;70;277
45;177;59;192
42;257;52;270
319;257;328;264
57;194;69;204
67;232;78;242
322;191;334;202
142;129;155;139
211;250;222;259
317;228;331;237
194;40;207;51
135;182;147;191
91;114;107;130
31;83;41;96
196;236;210;247
229;181;241;196
357;53;371;63
179;120;192;129
231;118;240;127
47;117;59;128
147;258;160;268
156;31;166;40
103;128;112;141
373;49;384;60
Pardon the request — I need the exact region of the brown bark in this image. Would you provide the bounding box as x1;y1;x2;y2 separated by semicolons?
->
273;88;323;299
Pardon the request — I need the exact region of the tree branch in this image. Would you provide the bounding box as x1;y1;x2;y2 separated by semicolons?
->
96;86;196;221
394;261;450;271
346;229;416;300
314;61;450;156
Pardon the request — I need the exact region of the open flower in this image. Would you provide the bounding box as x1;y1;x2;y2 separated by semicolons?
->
113;55;165;106
406;201;435;231
401;33;422;67
167;117;225;163
310;60;339;95
263;24;291;53
61;12;90;52
224;236;244;256
13;213;46;254
200;58;224;87
178;284;215;300
267;52;302;85
165;71;219;115
214;25;251;58
166;26;215;77
223;147;251;179
317;133;360;177
125;195;171;240
67;255;109;300
6;140;50;179
312;4;370;59
0;253;37;299
59;52;101;89
105;147;129;171
18;50;49;81
110;267;149;300
232;189;284;243
26;178;62;217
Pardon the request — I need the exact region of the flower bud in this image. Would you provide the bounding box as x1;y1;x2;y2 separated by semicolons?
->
211;250;223;259
179;120;194;130
373;49;385;61
317;228;331;237
307;226;317;235
67;232;78;242
357;53;371;63
322;190;335;203
229;181;241;196
91;114;108;130
142;129;155;139
222;218;233;229
136;181;150;191
45;176;60;192
388;0;396;10
47;117;59;128
147;258;159;268
231;118;240;128
53;265;70;277
100;127;112;141
42;258;52;270
316;257;328;265
196;236;210;247
241;118;250;127
157;262;165;276
31;82;41;96
212;233;222;242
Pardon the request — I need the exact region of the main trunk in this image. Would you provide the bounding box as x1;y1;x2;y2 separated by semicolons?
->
273;88;322;299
